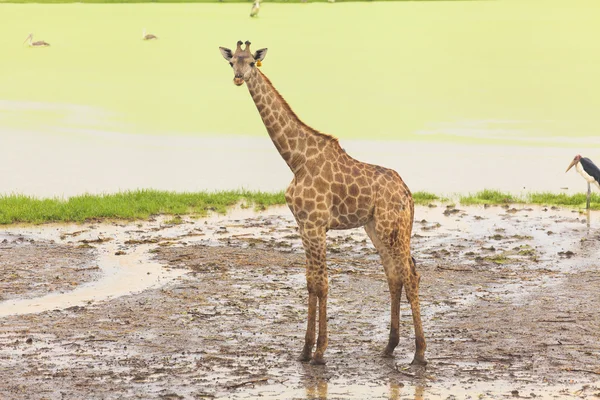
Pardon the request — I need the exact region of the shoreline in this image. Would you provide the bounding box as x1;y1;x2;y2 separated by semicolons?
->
1;189;599;225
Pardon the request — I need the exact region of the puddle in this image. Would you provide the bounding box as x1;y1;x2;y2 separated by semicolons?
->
234;380;585;400
0;222;185;317
1;204;597;319
0;241;177;318
0;206;294;318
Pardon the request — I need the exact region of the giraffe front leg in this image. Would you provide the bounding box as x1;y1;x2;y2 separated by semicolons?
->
298;225;328;365
299;292;317;362
311;288;328;365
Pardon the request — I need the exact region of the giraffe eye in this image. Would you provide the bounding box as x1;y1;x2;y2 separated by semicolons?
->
229;62;233;67
250;62;255;68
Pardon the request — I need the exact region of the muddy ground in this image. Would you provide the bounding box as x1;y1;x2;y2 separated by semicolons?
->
0;235;97;301
0;205;599;399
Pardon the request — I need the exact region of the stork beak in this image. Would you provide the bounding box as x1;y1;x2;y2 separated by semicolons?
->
23;34;31;45
565;158;578;173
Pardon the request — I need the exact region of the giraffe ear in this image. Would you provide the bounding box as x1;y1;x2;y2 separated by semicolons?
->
219;47;233;62
253;48;268;62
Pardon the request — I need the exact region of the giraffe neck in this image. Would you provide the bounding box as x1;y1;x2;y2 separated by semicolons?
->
245;69;333;174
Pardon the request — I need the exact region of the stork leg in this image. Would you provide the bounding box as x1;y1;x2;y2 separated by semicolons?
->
586;209;591;228
587;182;591;210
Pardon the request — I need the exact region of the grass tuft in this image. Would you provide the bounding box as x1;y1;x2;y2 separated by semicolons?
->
413;191;440;205
459;189;521;206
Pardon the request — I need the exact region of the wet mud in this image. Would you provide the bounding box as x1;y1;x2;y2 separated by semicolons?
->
0;234;96;301
0;205;599;399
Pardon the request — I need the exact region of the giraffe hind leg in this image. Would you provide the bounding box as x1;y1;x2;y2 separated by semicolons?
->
364;220;403;358
384;281;402;357
365;217;427;364
405;256;427;365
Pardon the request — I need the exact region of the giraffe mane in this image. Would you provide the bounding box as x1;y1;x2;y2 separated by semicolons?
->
257;69;339;144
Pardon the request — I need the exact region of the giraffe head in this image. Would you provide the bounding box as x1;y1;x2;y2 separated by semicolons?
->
219;41;267;86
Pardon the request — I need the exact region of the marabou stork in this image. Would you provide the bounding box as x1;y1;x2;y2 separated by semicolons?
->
142;29;158;40
250;0;260;17
23;33;50;47
566;154;600;210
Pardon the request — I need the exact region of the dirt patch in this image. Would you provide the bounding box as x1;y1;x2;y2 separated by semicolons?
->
0;234;97;301
0;206;599;399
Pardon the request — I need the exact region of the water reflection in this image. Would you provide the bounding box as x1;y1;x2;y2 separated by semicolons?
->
238;372;571;399
301;373;426;400
389;383;425;400
305;378;327;400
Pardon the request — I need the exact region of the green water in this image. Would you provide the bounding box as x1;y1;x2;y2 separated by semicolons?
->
0;1;599;146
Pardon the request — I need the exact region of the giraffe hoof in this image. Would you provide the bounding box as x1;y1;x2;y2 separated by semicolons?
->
410;356;427;366
310;357;326;366
298;353;312;362
382;345;396;358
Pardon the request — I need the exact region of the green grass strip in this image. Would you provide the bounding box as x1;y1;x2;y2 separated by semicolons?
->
1;188;599;225
0;189;286;225
0;189;440;224
526;191;600;209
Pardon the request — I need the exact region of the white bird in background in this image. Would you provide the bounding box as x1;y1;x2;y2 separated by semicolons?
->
250;0;260;17
142;29;158;40
23;33;50;47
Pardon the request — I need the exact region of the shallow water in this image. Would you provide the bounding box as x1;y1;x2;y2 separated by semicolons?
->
0;129;590;197
0;2;598;142
0;1;599;198
234;380;578;400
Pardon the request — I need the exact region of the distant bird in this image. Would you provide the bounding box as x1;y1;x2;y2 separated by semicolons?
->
566;154;600;210
142;29;158;41
23;33;50;47
250;0;260;17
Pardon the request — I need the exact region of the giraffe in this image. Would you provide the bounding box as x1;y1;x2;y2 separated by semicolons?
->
219;41;426;366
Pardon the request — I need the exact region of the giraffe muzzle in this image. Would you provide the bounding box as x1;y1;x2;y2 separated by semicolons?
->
233;75;245;86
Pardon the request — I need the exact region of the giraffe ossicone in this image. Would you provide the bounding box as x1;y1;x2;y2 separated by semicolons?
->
219;41;427;366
